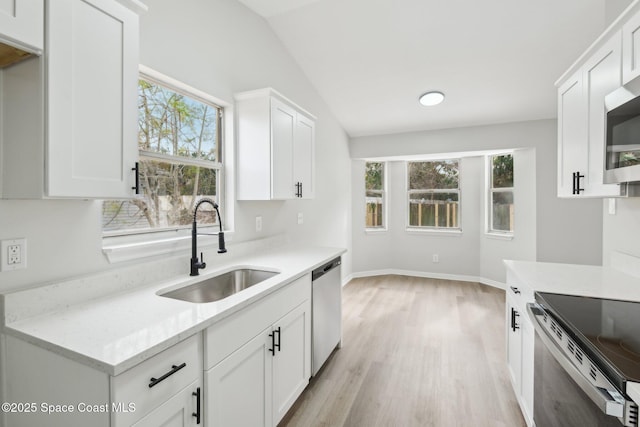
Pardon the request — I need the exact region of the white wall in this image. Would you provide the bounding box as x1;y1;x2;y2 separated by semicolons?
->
350;119;603;285
0;0;352;292
603;198;640;266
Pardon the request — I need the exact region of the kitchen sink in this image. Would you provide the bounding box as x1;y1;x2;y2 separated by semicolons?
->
159;268;279;303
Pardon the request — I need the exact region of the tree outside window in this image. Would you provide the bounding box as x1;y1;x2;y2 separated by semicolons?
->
407;160;460;229
102;77;223;234
365;162;385;229
489;154;514;233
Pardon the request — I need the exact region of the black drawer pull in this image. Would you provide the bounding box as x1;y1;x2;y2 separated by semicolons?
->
510;286;521;295
148;362;186;388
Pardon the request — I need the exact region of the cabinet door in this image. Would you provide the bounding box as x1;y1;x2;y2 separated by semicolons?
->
46;0;138;198
272;301;311;425
557;70;588;197
506;294;522;393
584;31;623;197
206;329;273;427
271;98;296;200
0;0;43;52
623;10;640;84
132;380;202;427
293;114;315;199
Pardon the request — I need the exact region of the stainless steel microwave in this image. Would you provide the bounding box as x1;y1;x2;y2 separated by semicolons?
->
605;83;640;184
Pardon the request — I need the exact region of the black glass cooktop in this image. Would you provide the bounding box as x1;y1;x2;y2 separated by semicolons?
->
536;292;640;394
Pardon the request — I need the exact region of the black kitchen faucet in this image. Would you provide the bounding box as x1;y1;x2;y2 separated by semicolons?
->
190;198;226;276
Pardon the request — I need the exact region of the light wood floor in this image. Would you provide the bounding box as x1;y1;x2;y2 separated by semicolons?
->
280;275;526;427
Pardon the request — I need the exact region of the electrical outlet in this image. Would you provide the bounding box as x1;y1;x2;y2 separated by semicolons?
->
297;212;303;225
432;254;439;263
1;238;27;271
255;216;262;232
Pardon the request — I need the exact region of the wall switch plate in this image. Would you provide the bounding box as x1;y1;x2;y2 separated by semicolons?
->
432;254;439;263
255;216;262;232
608;198;616;215
297;212;303;225
1;238;27;271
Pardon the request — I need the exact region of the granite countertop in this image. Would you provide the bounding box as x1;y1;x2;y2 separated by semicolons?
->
1;245;345;376
504;259;640;302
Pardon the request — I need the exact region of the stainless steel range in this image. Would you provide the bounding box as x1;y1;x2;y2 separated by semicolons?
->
528;293;640;427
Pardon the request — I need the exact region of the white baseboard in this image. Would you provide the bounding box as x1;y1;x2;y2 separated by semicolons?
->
347;269;506;290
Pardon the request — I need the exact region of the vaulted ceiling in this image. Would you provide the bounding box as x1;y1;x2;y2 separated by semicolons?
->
236;0;609;138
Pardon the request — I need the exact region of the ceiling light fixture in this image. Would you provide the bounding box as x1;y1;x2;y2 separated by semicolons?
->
419;91;445;106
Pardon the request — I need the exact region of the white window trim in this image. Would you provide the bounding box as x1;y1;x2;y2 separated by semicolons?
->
365;161;388;232
486;153;514;238
405;160;462;232
102;65;234;264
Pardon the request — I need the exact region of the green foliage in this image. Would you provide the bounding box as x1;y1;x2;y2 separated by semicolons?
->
365;162;384;190
408;160;458;190
492;154;513;188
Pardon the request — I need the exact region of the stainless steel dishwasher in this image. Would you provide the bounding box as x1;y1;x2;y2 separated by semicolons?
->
311;256;342;376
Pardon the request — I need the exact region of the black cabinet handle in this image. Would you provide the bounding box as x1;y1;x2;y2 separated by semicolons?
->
269;330;276;355
275;326;281;352
132;162;140;194
295;182;302;198
299;182;303;198
148;363;186;388
511;308;520;332
572;171;585;195
192;387;201;424
269;327;282;356
510;286;521;295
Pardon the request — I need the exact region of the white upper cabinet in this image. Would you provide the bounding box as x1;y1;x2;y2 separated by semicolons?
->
623;9;640;84
557;31;626;197
557;71;587;197
0;0;43;54
236;88;316;200
293;113;315;199
1;0;144;199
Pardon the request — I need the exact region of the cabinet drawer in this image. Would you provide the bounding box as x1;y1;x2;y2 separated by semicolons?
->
205;274;311;369
111;333;202;426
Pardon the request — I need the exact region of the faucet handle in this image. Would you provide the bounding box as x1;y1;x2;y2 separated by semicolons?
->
200;252;206;270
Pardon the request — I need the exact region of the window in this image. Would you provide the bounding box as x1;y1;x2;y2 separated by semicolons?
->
102;74;223;235
365;162;386;229
489;154;514;233
407;160;460;229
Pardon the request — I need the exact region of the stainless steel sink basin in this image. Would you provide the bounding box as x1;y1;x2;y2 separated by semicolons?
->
159;268;279;303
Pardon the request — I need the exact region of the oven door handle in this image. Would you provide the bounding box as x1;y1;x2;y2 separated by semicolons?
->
526;303;625;419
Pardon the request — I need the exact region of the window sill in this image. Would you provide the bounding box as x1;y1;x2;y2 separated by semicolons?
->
485;232;514;241
405;228;462;237
102;227;229;264
365;227;388;234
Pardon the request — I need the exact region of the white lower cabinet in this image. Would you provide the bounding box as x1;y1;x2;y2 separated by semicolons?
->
2;332;203;427
1;275;313;427
111;334;203;426
204;274;312;427
505;278;535;427
206;327;272;427
132;380;202;427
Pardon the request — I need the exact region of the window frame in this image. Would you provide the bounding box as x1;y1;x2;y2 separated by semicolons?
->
102;65;231;263
406;159;462;232
487;153;514;237
364;161;387;232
